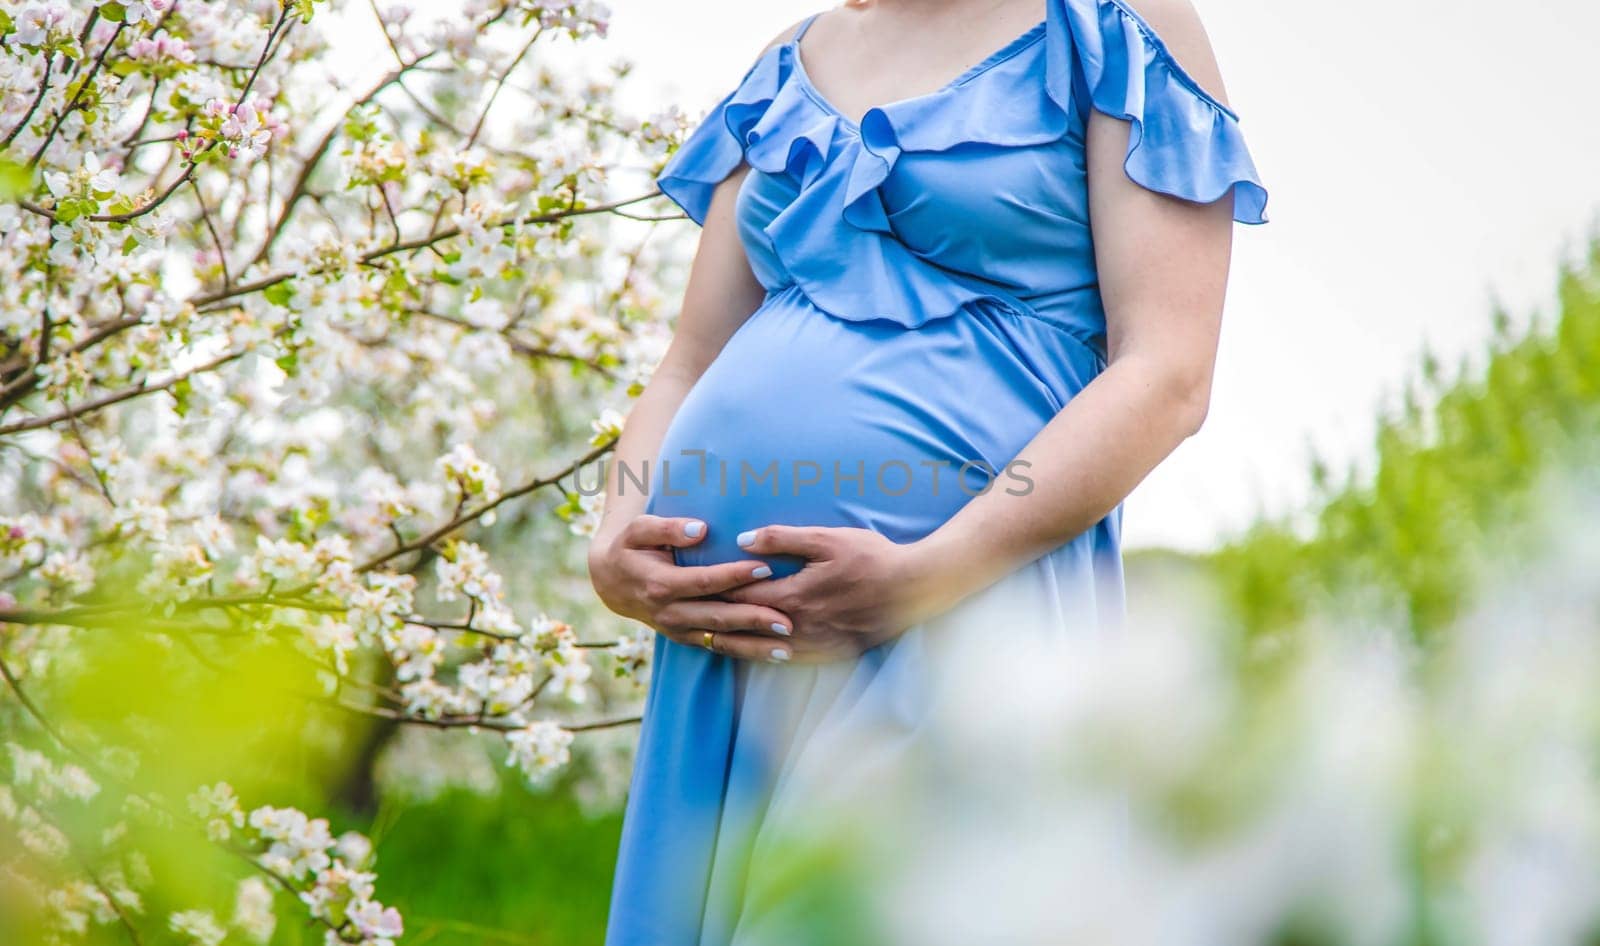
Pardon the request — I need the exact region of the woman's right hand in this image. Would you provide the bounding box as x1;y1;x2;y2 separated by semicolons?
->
587;515;796;663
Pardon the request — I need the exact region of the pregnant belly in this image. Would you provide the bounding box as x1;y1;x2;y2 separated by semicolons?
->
642;286;1081;577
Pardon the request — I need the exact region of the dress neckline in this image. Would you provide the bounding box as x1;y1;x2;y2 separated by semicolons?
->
787;10;1049;131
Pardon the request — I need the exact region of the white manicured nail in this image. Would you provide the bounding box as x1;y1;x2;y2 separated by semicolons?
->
736;530;757;548
771;623;790;636
769;649;790;663
684;521;704;538
751;565;773;579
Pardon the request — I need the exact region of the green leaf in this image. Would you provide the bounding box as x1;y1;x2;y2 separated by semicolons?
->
0;10;14;33
0;158;33;199
60;196;102;220
263;281;295;308
100;3;127;22
382;269;414;300
553;492;582;521
169;376;192;417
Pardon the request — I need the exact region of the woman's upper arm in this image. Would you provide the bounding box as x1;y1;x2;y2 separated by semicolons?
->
655;166;767;383
1085;0;1238;401
652;17;813;384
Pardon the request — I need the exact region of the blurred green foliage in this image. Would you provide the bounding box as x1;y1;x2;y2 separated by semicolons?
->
1208;235;1600;647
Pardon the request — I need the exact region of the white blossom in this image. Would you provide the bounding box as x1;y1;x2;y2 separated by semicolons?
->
436;442;501;502
248;805;333;880
123;0;175;26
231;877;277;944
14;2;71;47
505;720;574;783
188;782;246;841
169;909;227;946
610;627;653;681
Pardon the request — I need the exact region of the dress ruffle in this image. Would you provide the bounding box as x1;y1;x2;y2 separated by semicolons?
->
652;0;1269;328
1054;0;1270;224
653;50;782;228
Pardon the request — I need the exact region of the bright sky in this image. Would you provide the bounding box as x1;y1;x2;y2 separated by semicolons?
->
336;0;1600;550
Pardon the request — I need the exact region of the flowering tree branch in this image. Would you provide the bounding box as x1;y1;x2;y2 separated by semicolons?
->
0;0;694;938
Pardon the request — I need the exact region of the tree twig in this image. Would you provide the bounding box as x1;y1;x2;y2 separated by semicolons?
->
464;28;542;149
0;52;57;151
29;21;127;168
357;438;614;573
0;341;255;437
193;192;660;311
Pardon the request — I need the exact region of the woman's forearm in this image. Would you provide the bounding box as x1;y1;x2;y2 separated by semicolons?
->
905;350;1207;613
594;365;698;545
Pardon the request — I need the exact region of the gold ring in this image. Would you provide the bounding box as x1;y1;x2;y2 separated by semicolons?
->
700;631;716;653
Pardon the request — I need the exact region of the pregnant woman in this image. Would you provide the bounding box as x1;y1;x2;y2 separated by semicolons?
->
590;0;1268;941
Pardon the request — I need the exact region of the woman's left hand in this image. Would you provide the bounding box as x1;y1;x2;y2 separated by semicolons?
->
717;525;958;663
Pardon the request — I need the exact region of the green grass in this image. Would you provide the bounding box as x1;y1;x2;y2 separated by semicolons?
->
363;778;624;946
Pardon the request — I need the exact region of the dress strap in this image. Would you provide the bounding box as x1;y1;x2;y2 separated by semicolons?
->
792;11;822;44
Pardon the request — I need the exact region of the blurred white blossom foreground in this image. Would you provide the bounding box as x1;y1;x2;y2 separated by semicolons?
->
727;460;1600;946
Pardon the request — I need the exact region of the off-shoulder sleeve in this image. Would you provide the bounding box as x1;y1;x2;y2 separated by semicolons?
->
1056;0;1269;224
653;47;785;227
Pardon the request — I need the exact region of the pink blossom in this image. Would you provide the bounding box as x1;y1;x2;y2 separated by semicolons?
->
350;900;403;940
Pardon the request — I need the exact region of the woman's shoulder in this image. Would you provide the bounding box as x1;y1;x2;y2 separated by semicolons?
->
1102;0;1233;115
757;13;817;55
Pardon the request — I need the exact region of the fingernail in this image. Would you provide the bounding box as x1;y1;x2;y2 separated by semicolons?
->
684;521;704;538
769;649;790;663
751;565;772;579
771;622;790;636
736;530;757;548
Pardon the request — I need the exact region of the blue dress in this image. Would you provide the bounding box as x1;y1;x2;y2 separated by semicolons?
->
607;2;1267;942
